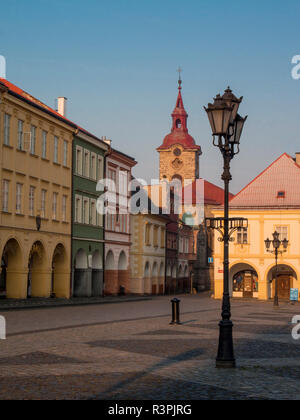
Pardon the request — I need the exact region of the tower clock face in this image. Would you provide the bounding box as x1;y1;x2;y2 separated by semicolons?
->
173;148;181;157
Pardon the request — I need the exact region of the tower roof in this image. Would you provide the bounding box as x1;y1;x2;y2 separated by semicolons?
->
157;79;201;151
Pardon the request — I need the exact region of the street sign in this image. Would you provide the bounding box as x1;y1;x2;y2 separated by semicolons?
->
290;288;299;302
208;257;214;264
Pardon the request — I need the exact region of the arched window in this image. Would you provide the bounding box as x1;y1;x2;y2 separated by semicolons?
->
176;119;182;129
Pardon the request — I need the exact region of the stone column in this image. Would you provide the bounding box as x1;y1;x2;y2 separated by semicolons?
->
104;270;118;295
6;268;28;299
31;269;52;298
53;269;71;298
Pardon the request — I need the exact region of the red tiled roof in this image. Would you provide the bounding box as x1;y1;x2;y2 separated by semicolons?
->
229;153;300;208
183;179;234;206
0;78;109;149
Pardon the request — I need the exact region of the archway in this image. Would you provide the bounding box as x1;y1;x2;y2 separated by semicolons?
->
230;263;259;299
152;262;158;295
144;262;151;295
92;250;104;297
166;264;172;295
1;239;25;299
159;262;164;295
171;265;177;294
266;264;298;300
52;244;69;298
104;250;116;295
184;265;189;292
73;249;89;297
28;241;48;298
118;251;128;295
178;264;184;293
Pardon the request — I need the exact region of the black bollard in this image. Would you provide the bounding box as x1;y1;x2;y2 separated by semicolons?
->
170;298;182;325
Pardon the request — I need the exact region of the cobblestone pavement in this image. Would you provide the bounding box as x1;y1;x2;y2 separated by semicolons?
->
0;294;300;400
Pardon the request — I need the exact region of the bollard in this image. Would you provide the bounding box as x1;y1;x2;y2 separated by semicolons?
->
170;298;182;325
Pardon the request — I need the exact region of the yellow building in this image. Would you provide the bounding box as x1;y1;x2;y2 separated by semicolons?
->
0;79;76;299
213;153;300;301
130;212;167;295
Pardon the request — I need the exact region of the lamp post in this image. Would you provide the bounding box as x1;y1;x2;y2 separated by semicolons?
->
204;87;247;369
265;231;289;307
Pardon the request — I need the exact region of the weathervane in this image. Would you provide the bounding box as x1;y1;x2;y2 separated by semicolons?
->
177;66;182;88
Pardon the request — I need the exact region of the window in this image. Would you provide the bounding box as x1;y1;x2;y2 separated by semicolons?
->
145;223;151;245
276;226;288;241
75;195;82;223
54;136;59;163
108;168;117;191
97;156;103;181
277;191;285;198
111;214;115;231
83;150;90;177
160;228;165;248
185;238;189;253
91;153;96;180
176;119;182;129
237;227;248;244
29;186;35;216
62;195;67;222
83;198;89;224
153;225;159;247
42;131;47;159
4;114;10;145
30;126;36;155
119;171;128;196
90;199;96;225
76;147;83;175
63;141;68;166
2;180;9;212
16;183;22;214
52;192;58;220
41;189;47;218
106;213;112;230
18;120;24;150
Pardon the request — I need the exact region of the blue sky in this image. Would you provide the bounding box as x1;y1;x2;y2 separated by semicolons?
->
1;0;300;193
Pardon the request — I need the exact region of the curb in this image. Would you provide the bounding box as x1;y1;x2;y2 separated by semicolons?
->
0;296;153;312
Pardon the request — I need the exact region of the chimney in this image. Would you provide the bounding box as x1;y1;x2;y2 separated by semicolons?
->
57;97;67;117
296;153;300;166
101;136;112;146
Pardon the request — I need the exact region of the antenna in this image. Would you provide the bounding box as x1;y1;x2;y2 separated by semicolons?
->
177;66;182;82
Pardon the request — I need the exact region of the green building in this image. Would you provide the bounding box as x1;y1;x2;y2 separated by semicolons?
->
72;129;109;297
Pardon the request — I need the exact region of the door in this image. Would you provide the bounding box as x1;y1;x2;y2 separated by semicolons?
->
277;275;290;299
243;273;253;298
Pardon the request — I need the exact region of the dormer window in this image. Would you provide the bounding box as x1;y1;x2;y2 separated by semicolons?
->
277;191;285;198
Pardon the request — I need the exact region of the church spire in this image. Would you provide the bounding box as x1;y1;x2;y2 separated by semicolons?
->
172;72;188;132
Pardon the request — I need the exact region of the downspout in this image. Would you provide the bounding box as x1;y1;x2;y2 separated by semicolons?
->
102;145;111;297
70;128;79;297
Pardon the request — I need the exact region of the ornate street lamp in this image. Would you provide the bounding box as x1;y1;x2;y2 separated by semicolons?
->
265;231;289;307
204;87;248;369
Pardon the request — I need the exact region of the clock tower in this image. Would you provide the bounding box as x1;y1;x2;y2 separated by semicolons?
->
157;77;202;184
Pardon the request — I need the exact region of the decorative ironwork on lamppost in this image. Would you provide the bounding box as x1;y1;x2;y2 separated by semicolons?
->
265;231;289;307
204;87;248;369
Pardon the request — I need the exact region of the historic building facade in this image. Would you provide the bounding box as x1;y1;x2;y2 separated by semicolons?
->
212;153;300;301
0;79;76;299
130;212;167;295
104;147;136;295
72;129;109;297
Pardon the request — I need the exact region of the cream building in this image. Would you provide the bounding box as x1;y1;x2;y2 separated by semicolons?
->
130;212;167;295
213;153;300;301
0;79;76;299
